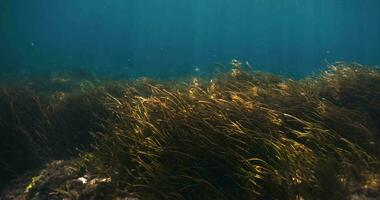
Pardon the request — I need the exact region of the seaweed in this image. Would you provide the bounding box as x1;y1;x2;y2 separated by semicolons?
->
87;62;380;199
0;62;379;199
0;80;110;189
0;87;51;188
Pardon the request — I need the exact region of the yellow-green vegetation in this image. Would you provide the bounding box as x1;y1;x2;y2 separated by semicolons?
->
87;62;380;199
0;62;379;199
0;77;111;188
25;175;41;193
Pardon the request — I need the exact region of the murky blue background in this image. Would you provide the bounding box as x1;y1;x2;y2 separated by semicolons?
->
1;0;379;78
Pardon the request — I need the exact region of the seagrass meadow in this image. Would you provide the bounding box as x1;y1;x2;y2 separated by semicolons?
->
0;62;379;199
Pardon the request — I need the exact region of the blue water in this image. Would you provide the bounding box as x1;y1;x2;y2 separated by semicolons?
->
1;0;379;78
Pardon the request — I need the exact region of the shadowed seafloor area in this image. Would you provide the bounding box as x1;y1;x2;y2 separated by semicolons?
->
0;61;379;199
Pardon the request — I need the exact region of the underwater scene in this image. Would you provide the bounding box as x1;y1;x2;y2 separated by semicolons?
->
0;0;380;199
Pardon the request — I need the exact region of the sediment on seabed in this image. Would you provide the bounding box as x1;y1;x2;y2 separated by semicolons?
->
0;62;379;199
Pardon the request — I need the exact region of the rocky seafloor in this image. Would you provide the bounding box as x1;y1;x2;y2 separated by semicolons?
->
1;160;379;200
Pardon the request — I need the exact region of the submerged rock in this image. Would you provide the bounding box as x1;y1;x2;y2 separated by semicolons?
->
1;159;378;199
0;160;135;200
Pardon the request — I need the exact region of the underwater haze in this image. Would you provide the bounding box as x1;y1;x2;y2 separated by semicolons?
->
1;0;380;78
2;1;380;199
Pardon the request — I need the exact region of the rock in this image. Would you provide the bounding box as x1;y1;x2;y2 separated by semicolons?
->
0;160;136;200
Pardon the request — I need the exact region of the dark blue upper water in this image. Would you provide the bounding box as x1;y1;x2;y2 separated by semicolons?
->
1;0;379;78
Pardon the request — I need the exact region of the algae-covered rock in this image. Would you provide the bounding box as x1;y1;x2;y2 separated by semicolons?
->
1;160;135;200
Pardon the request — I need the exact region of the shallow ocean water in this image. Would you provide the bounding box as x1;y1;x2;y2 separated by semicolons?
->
1;0;380;78
0;1;380;199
